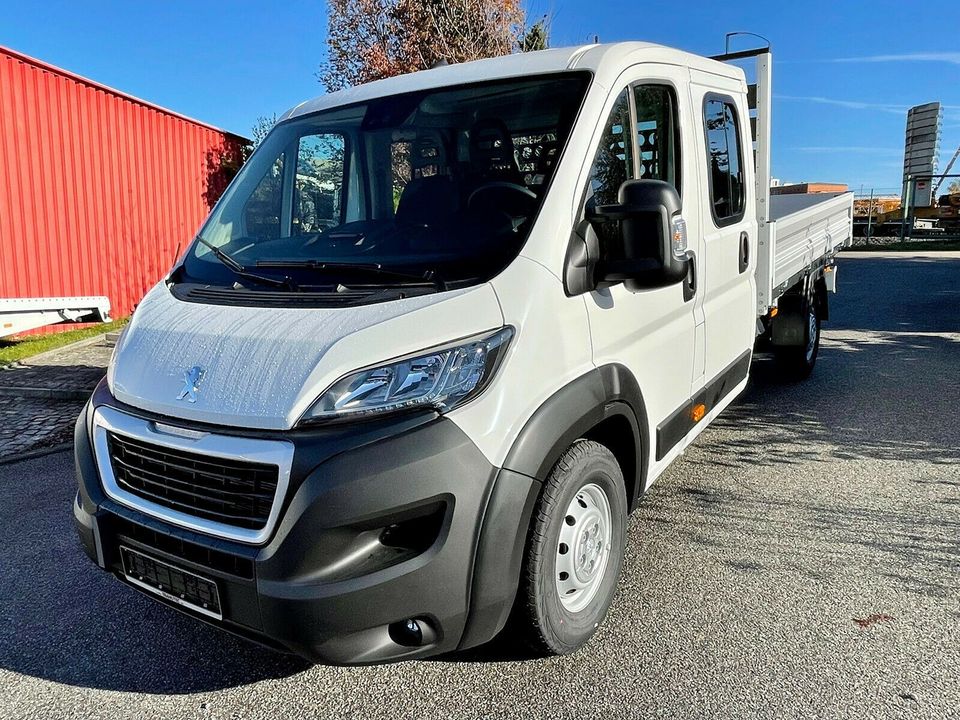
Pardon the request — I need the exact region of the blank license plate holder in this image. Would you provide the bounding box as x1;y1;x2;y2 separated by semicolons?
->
120;545;222;620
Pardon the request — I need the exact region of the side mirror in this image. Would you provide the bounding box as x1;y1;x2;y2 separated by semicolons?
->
588;180;689;291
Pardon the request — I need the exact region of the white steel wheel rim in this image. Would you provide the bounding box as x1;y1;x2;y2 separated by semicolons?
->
556;482;613;612
805;309;818;362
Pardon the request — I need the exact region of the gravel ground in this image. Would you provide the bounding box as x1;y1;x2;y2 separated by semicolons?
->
0;254;957;719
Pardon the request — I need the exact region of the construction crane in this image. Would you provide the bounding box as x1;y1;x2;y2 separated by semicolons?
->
932;143;960;196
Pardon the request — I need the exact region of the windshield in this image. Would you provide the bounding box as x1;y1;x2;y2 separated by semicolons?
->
181;72;590;294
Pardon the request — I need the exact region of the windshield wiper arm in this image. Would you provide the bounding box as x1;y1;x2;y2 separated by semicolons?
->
194;237;297;291
255;260;446;290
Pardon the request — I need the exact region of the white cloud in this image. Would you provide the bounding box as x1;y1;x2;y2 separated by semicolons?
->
775;95;907;114
834;53;960;66
792;146;903;156
777;96;960;125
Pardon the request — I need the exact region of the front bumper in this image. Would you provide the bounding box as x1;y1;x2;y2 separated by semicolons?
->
74;381;539;664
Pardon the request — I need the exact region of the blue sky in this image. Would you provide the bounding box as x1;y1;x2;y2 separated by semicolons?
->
4;0;959;194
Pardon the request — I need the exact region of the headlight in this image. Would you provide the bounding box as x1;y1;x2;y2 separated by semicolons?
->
300;327;513;423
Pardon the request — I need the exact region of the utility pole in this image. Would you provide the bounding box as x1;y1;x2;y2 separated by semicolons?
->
900;176;912;243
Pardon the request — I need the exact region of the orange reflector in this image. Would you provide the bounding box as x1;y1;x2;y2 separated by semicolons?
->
769;307;779;317
690;403;706;422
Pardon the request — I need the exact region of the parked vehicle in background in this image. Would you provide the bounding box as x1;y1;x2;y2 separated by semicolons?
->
0;296;110;338
73;41;852;664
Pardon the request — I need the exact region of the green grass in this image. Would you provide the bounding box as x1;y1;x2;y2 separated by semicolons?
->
846;239;960;252
0;318;128;366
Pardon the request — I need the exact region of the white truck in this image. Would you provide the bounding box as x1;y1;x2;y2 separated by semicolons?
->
73;41;852;664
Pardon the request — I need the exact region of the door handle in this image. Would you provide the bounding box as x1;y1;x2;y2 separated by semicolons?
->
739;231;749;273
683;252;696;302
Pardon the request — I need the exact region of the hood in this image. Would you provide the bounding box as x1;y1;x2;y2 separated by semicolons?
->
110;282;504;430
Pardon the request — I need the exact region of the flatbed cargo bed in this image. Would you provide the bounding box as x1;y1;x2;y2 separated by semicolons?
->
758;192;852;312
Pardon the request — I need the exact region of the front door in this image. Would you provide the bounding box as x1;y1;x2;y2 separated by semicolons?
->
580;65;703;485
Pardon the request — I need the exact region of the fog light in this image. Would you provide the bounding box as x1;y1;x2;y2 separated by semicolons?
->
389;618;424;647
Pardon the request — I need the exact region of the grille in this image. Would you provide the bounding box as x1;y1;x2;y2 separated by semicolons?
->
107;432;279;530
112;516;255;579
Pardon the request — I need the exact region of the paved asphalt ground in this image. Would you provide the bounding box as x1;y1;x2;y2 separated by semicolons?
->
0;253;957;720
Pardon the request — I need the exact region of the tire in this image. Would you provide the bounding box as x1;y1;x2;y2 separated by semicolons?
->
511;439;628;656
775;300;820;381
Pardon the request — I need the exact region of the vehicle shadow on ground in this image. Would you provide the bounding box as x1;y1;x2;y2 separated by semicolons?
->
650;257;960;601
0;453;310;694
0;451;533;694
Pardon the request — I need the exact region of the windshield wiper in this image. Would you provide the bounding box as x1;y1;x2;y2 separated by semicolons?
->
255;260;446;290
194;237;298;291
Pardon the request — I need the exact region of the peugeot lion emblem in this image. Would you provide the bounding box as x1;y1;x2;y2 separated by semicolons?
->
177;365;205;403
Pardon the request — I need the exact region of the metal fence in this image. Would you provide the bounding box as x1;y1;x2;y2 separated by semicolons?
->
853;175;960;243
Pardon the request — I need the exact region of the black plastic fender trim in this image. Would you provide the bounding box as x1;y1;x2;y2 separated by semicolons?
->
501;364;649;507
458;468;540;650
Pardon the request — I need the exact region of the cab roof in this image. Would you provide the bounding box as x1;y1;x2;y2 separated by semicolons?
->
282;42;743;121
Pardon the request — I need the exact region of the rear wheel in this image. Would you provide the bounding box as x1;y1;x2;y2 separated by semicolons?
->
512;440;627;655
775;300;820;380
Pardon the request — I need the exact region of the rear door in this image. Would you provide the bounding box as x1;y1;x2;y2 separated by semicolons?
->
689;73;756;391
580;64;703;482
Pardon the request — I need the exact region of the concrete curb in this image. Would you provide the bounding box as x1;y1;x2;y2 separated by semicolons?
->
0;331;108;399
0;442;72;466
0;332;110;371
0;385;94;401
840;250;960;258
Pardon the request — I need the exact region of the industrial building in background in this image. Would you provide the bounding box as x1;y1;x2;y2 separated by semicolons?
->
0;46;249;335
770;182;847;196
852;100;959;239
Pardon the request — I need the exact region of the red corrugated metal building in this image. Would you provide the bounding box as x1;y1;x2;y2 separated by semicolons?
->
0;46;249;320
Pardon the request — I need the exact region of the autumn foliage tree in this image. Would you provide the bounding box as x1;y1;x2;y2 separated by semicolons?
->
320;0;544;92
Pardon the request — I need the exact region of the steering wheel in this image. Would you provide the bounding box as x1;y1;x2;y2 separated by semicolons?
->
467;181;537;210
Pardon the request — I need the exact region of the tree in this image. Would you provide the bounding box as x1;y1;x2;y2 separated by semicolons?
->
948;180;960;195
319;0;544;93
518;15;549;52
251;114;277;148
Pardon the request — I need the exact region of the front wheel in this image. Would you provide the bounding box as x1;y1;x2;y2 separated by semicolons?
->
511;440;628;655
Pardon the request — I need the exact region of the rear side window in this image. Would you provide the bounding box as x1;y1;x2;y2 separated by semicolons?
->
703;96;745;225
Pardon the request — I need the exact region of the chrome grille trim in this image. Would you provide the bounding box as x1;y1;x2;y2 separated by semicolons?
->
92;406;293;545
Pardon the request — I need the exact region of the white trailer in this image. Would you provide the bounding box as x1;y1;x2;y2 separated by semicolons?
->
0;296;111;338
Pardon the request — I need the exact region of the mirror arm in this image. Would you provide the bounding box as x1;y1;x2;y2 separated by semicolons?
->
587;202;669;224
